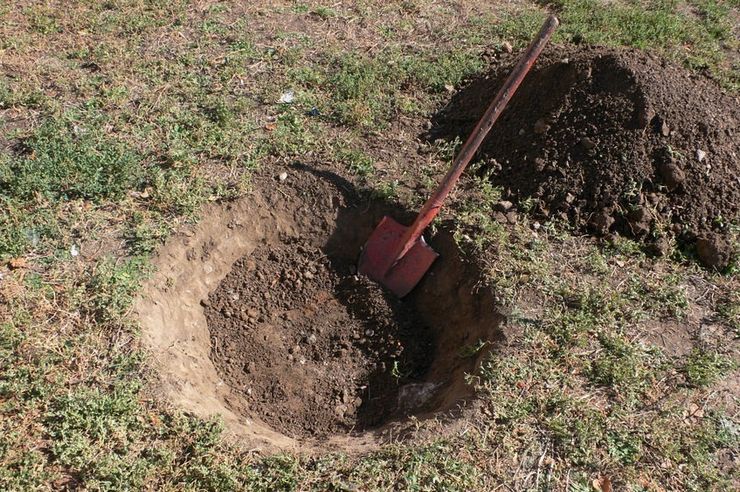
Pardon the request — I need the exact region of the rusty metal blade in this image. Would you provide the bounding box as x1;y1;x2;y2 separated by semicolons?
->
357;216;438;297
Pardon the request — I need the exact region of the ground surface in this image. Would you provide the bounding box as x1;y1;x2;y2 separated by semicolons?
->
1;0;739;491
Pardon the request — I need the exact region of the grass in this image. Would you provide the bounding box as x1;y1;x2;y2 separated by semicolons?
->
0;0;738;490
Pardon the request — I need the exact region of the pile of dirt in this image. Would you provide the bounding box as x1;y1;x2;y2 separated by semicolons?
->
432;46;739;267
204;238;434;438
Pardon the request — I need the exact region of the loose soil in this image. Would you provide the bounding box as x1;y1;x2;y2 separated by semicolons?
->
432;46;740;267
204;240;435;438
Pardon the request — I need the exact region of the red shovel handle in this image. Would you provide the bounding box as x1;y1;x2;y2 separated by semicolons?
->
391;15;559;263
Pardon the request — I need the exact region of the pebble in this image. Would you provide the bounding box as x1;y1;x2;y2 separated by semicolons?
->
533;118;550;134
660;121;670;136
494;200;513;212
501;41;513;53
303;271;314;280
696;149;706;162
278;172;288;181
580;136;596;150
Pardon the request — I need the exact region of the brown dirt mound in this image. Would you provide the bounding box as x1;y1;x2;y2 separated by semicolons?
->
432;46;739;266
204;239;434;438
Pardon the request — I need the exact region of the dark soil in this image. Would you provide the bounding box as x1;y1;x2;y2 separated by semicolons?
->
204;237;434;438
431;46;739;267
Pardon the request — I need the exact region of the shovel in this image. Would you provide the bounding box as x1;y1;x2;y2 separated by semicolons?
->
358;15;559;297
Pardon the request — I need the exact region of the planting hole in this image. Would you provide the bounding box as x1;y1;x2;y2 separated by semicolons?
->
138;169;501;449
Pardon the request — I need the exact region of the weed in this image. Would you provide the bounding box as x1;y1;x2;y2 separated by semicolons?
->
83;257;149;324
372;180;399;200
683;348;734;387
334;146;375;176
0;119;142;202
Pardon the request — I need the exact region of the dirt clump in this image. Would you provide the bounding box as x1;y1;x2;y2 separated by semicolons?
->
696;233;734;270
204;238;434;438
432;46;739;265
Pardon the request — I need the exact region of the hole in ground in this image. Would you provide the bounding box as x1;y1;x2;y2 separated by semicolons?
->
137;168;503;450
205;239;436;438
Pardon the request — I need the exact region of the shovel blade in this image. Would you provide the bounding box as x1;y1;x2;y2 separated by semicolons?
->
358;216;439;297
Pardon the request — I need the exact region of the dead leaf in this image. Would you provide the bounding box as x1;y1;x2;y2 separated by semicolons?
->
593;476;612;492
8;257;27;270
683;402;704;421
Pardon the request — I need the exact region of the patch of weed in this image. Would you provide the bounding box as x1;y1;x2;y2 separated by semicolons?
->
0;119;142;202
683;348;734;387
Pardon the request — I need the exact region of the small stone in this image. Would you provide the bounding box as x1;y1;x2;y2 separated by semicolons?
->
306;334;317;344
696;149;706;162
493;211;508;224
278;172;288;181
444;84;454;93
660;121;670;136
501;41;513;53
564;192;575;204
533;118;550;134
303;271;314;280
494;200;513;212
580;136;596;150
506;211;518;224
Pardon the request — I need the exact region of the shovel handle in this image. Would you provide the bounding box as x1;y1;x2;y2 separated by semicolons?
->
391;15;559;264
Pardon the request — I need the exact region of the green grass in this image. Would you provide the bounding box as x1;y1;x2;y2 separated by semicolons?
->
0;0;738;490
